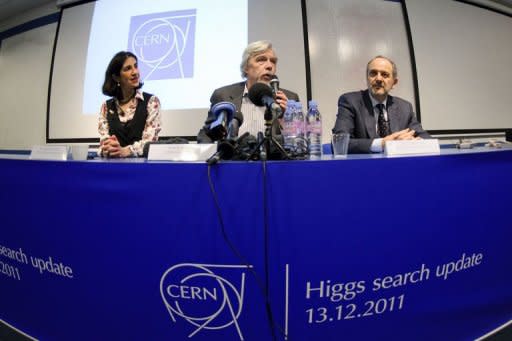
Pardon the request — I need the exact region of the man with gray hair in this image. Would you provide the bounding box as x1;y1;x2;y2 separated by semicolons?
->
332;55;430;153
197;40;299;143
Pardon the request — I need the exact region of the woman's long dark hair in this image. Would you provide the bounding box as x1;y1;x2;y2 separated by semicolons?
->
102;51;143;100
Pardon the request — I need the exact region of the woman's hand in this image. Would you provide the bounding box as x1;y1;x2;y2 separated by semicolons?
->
101;135;133;158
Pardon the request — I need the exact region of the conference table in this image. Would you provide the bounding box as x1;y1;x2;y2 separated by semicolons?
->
0;147;511;341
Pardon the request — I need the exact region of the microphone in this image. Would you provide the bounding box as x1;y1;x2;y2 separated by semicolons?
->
269;75;279;98
257;131;267;161
248;82;282;120
208;101;236;141
227;111;244;140
207;132;250;165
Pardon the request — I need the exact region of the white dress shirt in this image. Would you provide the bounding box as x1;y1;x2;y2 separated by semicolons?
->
369;94;388;153
238;85;267;137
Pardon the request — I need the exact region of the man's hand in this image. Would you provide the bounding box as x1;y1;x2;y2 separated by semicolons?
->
381;128;420;147
275;90;289;113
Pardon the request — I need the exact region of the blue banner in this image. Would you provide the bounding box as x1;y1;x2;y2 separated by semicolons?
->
1;150;511;340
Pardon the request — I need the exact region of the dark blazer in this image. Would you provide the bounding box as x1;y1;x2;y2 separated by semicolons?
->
197;82;299;143
332;89;430;153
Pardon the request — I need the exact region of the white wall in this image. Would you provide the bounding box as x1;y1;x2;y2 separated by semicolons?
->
406;0;512;131
307;0;414;143
0;2;58;149
0;24;56;148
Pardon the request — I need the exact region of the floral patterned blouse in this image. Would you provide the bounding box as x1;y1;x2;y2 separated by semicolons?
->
98;90;162;156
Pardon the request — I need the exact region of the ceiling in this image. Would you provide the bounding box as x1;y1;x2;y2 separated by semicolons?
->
0;0;511;27
492;0;512;6
0;0;54;23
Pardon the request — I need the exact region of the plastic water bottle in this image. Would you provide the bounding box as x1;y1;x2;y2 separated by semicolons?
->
294;102;307;155
282;100;296;152
307;100;322;159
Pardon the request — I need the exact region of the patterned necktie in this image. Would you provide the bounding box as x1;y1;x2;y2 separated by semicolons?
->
376;103;390;137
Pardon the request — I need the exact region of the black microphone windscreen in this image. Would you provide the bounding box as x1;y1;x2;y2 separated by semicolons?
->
248;82;273;107
217;140;236;160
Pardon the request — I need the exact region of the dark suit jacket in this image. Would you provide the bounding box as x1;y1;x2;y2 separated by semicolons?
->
332;90;430;153
197;82;299;143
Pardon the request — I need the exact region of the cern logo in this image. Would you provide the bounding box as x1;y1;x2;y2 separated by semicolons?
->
128;9;196;81
160;263;250;340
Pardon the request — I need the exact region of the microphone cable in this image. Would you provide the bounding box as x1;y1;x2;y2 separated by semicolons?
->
261;159;279;341
260;160;292;340
207;164;253;269
207;164;282;341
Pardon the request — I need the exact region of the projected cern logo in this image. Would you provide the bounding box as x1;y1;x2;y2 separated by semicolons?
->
160;263;250;340
129;9;196;81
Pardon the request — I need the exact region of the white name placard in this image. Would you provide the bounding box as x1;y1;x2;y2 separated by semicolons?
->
385;139;440;157
29;145;69;161
147;144;217;161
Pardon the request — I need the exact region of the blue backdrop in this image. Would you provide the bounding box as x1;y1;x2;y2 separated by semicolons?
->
0;149;511;340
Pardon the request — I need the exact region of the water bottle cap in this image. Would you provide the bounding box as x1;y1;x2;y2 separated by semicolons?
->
309;100;318;108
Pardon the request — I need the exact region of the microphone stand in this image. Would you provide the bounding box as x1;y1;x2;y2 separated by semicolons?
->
206;132;252;165
248;106;291;160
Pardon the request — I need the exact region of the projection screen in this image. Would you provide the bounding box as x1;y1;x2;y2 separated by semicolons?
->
48;0;306;140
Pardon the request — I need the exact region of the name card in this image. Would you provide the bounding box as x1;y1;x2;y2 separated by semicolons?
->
70;145;89;160
385;139;440;157
30;145;69;161
147;144;217;161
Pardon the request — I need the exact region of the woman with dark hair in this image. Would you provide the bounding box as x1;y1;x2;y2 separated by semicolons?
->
98;51;161;157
